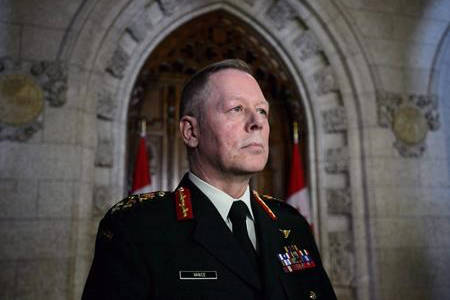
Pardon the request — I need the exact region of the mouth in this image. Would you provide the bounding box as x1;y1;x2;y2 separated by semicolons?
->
242;143;264;150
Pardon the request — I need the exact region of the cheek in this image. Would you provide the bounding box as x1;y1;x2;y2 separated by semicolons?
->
264;124;270;142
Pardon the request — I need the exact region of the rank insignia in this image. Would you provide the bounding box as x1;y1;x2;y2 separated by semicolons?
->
175;187;194;221
110;191;167;214
252;190;277;220
277;245;316;273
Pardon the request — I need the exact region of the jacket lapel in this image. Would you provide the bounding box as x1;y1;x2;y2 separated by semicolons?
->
251;193;289;300
177;176;261;291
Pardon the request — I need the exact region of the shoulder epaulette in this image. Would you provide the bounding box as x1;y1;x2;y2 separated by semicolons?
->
110;191;168;214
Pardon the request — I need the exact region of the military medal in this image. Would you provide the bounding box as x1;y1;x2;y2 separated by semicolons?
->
175;187;194;220
277;245;316;273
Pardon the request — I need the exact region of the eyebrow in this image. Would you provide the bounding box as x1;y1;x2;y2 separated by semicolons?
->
257;100;270;106
229;96;269;105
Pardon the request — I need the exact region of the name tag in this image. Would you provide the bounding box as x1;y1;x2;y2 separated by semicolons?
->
179;271;218;280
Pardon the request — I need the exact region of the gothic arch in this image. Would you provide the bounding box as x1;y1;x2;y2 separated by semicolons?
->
63;1;377;299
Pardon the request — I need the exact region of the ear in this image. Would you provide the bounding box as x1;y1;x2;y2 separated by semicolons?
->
179;115;199;148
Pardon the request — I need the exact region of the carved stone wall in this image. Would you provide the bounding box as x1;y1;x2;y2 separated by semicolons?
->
0;58;67;141
376;90;440;157
3;1;450;300
66;1;367;299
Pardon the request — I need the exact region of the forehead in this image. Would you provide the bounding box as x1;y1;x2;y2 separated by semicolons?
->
207;69;267;103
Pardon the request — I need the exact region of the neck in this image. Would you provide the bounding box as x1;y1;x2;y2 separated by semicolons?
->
190;165;251;199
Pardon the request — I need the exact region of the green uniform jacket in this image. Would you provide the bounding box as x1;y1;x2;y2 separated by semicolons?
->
82;174;337;300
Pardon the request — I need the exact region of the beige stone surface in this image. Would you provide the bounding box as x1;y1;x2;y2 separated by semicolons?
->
349;10;394;39
37;180;74;218
0;0;449;300
43;106;78;144
0;260;16;300
21;26;64;61
374;216;450;248
0;22;21;57
0;220;71;260
0;0;82;28
392;17;448;44
374;186;450;216
15;258;69;300
0;179;37;218
0;143;82;179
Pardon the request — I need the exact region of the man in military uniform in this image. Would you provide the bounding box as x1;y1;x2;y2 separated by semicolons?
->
82;59;337;300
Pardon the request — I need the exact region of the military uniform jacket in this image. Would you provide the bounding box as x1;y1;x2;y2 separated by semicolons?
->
82;175;337;300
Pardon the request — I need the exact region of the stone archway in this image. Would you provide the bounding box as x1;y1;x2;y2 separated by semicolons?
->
126;11;304;198
63;1;376;299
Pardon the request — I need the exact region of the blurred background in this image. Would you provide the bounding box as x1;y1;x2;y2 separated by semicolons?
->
0;0;449;299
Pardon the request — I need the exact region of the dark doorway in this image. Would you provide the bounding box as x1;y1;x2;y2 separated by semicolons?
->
127;10;307;197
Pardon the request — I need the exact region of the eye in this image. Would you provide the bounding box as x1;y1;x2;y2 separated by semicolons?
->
257;108;268;116
231;105;243;112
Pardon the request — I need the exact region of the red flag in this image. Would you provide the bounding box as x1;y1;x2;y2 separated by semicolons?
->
286;122;312;225
131;121;152;194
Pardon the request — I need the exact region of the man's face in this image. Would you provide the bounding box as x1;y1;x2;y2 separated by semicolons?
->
196;69;270;177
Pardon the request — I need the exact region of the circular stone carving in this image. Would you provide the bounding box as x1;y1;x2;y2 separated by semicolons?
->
392;104;428;145
0;74;44;126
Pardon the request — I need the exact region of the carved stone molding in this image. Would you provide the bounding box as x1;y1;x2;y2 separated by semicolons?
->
329;231;355;286
94;184;112;213
97;90;117;120
327;188;351;214
127;15;153;43
95;139;114;167
30;60;68;107
322;106;347;133
293;31;322;62
266;0;296;31
325;147;348;173
376;90;402;128
376;90;440;157
313;66;338;96
393;140;426;158
409;94;440;130
157;0;184;16
106;47;130;79
0;118;42;142
0;58;67;107
0;57;67;142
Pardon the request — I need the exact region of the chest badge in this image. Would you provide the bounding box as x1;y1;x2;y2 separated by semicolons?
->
277;245;316;273
279;229;291;239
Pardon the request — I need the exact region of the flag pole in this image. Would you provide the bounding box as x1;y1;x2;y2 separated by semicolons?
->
287;119;313;227
140;118;147;137
293;121;299;144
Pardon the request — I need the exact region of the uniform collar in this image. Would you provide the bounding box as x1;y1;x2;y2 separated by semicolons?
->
188;172;254;222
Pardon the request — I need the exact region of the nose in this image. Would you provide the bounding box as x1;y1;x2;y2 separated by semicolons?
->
246;110;264;132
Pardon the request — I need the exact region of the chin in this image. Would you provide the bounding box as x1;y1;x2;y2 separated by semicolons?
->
233;161;267;175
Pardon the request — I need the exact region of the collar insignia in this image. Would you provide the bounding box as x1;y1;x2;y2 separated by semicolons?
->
175;187;194;221
252;190;277;220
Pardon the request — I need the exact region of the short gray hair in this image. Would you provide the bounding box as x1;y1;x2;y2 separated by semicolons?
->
179;59;253;120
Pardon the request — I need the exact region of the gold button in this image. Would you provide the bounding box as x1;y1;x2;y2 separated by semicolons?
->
308;290;317;300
